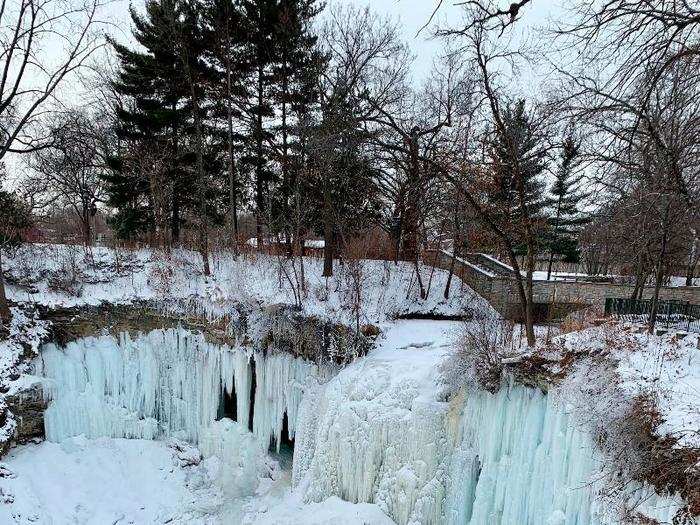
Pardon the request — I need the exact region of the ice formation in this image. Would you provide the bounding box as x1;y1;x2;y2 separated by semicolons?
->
198;419;267;498
33;325;689;524
36;328;319;452
447;384;688;525
293;368;450;525
292;369;687;525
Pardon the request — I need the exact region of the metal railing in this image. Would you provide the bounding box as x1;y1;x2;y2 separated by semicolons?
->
605;297;700;333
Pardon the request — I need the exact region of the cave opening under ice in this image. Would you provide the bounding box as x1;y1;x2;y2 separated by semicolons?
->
35;327;317;465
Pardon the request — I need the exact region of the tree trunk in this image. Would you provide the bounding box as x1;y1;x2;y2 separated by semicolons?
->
226;41;239;253
171;101;180;245
401;133;421;261
524;242;536;345
685;229;698;286
82;202;91;248
649;203;670;332
322;191;334;278
0;249;10;321
505;247;536;347
444;250;456;300
255;62;265;248
547;197;563;281
281;54;292;258
182;48;209;276
546;251;555;281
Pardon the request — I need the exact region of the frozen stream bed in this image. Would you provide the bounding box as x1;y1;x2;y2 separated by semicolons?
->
0;436;394;524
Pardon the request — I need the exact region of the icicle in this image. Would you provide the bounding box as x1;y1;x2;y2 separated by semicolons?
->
198;418;267;498
293;373;688;525
252;352;316;450
38;327;318;452
38;329;255;444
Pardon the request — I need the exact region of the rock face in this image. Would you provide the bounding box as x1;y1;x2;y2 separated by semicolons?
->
5;378;47;444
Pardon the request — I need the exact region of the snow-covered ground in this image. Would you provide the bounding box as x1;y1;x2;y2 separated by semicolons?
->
0;437;223;524
1;244;698;524
554;324;700;450
4;243;485;324
0;436;393;525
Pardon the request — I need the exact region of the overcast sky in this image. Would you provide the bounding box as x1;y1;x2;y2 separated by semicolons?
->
100;0;566;84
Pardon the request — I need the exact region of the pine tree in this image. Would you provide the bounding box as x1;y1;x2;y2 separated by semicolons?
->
106;0;195;243
203;0;254;244
268;0;324;253
544;135;589;279
106;0;226;251
240;0;281;246
306;86;382;277
488;99;548;254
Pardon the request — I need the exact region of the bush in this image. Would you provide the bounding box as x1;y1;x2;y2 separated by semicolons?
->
46;245;84;297
441;312;514;395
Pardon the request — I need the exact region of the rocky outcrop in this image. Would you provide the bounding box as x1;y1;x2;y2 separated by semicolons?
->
5;378;46;444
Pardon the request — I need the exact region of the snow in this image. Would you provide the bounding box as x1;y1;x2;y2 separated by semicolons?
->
2;243;698;523
0;437;224;524
558;324;700;450
0;307;50;450
4;243;482;324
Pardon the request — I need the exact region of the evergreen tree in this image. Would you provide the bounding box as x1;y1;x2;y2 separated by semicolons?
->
106;0;195;243
106;0;225;249
240;0;281;245
490;99;548;221
488;99;548;256
268;0;325;252
306;85;382;276
544;135;589;279
203;0;255;243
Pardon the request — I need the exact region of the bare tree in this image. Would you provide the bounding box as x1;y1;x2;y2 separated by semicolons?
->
0;0;104;160
0;171;32;319
27;109;109;246
314;5;408;277
424;0;533;36
556;52;700;331
557;0;700;105
434;22;549;346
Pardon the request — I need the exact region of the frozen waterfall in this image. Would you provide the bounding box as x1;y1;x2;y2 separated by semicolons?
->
291;370;686;525
32;325;687;524
35;328;320;451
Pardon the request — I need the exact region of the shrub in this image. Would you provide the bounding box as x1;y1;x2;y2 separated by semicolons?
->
441;312;514;395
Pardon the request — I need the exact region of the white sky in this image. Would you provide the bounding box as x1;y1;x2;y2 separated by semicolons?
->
100;0;565;84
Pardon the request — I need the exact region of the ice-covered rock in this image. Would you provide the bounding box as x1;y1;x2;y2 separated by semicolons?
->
199;419;267;498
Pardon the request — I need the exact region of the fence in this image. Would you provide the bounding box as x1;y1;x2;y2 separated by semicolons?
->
604;297;700;333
